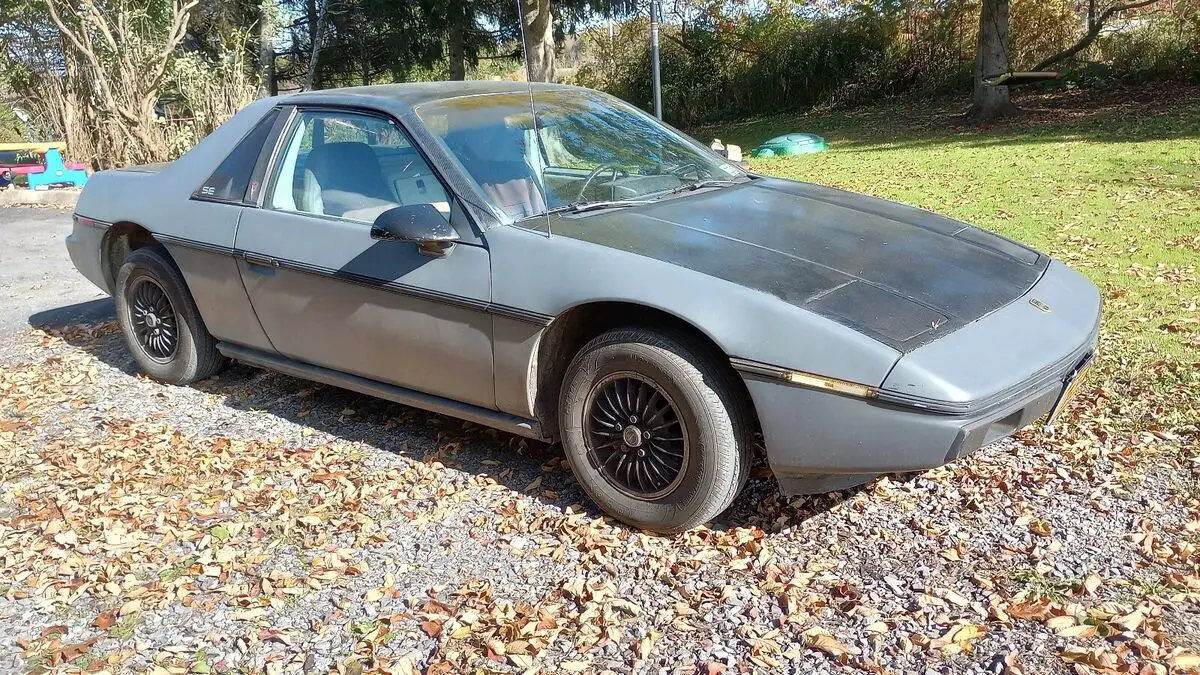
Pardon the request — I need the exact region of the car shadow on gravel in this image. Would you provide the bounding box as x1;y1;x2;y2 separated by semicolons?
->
27;297;115;329
30;300;869;534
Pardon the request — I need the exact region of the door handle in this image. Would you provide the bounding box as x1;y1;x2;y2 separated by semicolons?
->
243;252;279;268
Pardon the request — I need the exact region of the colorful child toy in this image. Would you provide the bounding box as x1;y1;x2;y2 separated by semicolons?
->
0;143;90;188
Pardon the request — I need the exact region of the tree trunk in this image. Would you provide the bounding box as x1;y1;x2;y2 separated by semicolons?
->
304;0;327;91
360;31;371;85
448;0;465;81
257;0;275;97
971;0;1017;119
519;0;554;82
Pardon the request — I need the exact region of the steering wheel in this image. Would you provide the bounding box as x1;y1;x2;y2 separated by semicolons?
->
664;161;710;182
573;164;627;203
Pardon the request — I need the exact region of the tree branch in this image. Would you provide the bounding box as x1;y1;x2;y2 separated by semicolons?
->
662;30;761;57
1032;0;1159;71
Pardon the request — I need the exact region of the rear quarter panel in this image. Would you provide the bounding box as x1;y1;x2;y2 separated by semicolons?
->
73;99;281;350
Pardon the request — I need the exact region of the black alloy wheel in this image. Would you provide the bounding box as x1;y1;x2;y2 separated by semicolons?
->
127;277;178;363
583;372;689;499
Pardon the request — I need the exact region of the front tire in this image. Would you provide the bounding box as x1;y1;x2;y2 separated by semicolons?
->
559;327;752;533
114;246;225;384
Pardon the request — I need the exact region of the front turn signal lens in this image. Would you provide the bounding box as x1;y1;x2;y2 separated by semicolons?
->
782;371;878;399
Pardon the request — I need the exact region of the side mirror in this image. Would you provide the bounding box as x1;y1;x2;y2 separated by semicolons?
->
370;203;460;257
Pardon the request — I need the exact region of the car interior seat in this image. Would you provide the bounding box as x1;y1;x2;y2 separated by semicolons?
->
301;141;399;221
388;152;451;215
444;126;546;219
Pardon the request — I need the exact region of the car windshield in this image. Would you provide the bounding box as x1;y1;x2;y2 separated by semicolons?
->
413;89;745;222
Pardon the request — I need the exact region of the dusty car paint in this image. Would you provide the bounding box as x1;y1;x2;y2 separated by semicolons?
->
66;82;1102;493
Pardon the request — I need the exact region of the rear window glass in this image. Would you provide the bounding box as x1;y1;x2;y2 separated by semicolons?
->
193;108;280;203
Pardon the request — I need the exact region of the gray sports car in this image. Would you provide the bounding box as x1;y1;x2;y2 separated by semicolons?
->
66;82;1100;532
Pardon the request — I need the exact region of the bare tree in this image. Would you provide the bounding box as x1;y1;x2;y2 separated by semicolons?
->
972;0;1161;119
40;0;200;166
258;0;279;97
520;0;555;81
1032;0;1160;71
448;0;466;80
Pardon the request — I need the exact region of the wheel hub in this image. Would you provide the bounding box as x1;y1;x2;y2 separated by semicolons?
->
583;372;690;500
622;425;645;448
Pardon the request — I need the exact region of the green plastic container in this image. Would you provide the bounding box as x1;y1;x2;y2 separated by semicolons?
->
749;133;828;158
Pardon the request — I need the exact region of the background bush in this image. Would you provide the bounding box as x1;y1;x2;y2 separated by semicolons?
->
572;0;1200;126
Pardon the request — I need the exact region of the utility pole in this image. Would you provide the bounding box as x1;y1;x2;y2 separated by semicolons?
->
649;0;662;119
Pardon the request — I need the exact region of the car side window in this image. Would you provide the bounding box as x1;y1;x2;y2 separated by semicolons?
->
268;110;451;224
194;108;280;203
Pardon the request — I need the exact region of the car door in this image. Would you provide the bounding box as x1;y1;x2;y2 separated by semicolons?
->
234;107;495;409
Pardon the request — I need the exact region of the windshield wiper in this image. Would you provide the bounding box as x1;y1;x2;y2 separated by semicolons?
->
659;178;746;198
541;177;749;216
544;199;656;215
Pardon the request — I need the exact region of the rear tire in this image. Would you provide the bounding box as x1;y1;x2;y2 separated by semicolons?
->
559;327;752;533
114;246;225;384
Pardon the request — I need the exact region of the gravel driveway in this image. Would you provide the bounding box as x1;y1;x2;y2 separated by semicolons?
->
0;207;1196;674
0;209;111;348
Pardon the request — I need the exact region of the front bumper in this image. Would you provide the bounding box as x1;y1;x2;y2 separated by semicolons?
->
748;363;1074;494
747;259;1101;495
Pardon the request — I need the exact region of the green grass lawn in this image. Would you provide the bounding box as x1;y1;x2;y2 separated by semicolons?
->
705;86;1200;439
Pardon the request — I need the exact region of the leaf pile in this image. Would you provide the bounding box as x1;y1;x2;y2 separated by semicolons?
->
3;327;1199;674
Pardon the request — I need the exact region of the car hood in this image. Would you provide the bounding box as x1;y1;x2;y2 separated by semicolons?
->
551;177;1049;352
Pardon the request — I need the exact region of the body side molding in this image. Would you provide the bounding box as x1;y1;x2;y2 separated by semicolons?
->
216;342;548;440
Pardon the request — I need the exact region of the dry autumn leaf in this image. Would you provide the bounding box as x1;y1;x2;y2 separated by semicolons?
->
1046;615;1077;630
92;611;117;630
1007;600;1053;621
1172;652;1200;670
1112;609;1146;632
806;633;853;660
1057;624;1098;639
228;607;268;621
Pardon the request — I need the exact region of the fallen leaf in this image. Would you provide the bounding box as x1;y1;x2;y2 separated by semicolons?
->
1112;609;1145;632
92;611;117;630
229;607;268;621
1057;624;1098;638
953;624;986;645
1046;616;1077;630
1172;652;1200;670
39;625;69;639
53;530;79;547
806;633;852;659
